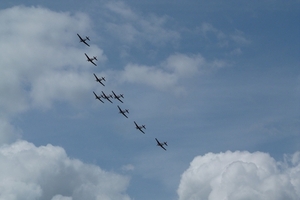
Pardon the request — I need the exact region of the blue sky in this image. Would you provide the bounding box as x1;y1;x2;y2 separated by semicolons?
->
0;1;299;200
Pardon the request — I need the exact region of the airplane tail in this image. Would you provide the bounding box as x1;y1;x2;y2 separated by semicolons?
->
125;109;129;113
93;56;97;61
164;142;168;146
120;94;124;98
86;36;90;41
142;125;146;129
102;77;106;81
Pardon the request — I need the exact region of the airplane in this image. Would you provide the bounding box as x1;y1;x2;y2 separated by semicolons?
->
93;73;105;86
112;91;124;103
117;105;129;118
77;33;90;47
101;91;113;103
85;53;97;66
134;121;146;134
155;138;168;151
93;91;104;103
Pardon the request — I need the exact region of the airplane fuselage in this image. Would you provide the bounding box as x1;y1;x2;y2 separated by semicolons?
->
112;91;124;103
93;91;104;103
101;91;113;103
155;138;167;150
134;121;146;133
93;74;105;86
77;34;90;46
85;53;97;66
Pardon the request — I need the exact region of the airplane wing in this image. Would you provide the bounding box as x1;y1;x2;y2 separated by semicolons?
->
160;145;167;150
155;138;160;144
112;91;117;98
97;97;104;103
118;106;129;118
138;128;145;134
94;74;105;86
106;97;113;103
134;122;145;134
93;91;97;98
117;105;122;112
78;34;90;46
155;138;166;150
77;34;83;40
93;73;98;80
122;112;128;118
83;40;90;47
116;97;123;103
102;91;113;103
85;54;97;66
93;91;104;103
97;95;104;103
90;60;97;66
112;91;123;103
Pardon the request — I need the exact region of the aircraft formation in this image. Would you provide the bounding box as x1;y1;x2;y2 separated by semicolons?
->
77;33;168;151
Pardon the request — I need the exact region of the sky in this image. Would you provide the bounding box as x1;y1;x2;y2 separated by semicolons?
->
0;0;299;199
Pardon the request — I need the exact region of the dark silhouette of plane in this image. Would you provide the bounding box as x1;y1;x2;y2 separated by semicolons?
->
112;91;124;103
117;105;129;118
93;91;104;103
101;91;113;103
85;53;97;66
134;121;146;134
77;33;90;47
155;138;168;151
93;73;105;86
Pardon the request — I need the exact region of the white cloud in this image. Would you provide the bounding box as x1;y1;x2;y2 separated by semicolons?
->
230;29;251;45
105;1;137;21
116;53;227;93
121;164;135;172
0;119;21;145
164;53;204;77
29;71;94;109
119;63;178;90
0;140;131;200
198;22;250;48
178;151;300;200
200;22;226;40
104;1;180;46
51;195;72;200
230;48;243;55
0;6;106;115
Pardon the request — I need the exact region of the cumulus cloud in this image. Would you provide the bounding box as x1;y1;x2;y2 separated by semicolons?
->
164;53;204;77
119;63;178;90
230;29;251;45
0;6;105;114
51;195;72;200
121;164;135;172
0;140;131;200
0;119;21;145
178;151;300;200
200;22;226;40
116;53;227;92
103;1;180;46
29;71;94;109
198;22;250;49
